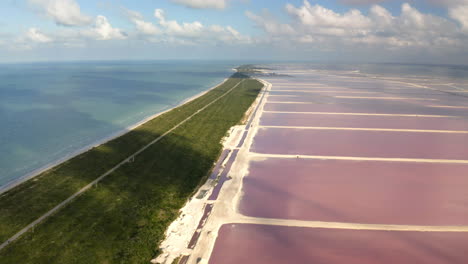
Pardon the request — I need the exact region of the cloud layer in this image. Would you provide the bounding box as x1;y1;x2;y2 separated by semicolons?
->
247;0;468;51
170;0;228;9
26;0;126;43
29;0;92;26
26;28;53;43
3;0;467;63
122;8;250;45
86;16;127;40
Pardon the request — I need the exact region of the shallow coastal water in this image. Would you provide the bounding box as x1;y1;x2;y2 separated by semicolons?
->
0;61;236;188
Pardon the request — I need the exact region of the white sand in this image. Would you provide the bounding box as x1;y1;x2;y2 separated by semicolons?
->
151;125;246;264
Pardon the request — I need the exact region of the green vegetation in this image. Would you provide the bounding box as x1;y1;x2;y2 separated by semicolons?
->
236;64;288;77
236;64;273;73
171;257;181;264
0;74;263;263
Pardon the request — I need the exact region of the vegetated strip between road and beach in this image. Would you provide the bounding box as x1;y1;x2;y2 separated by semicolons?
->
0;72;263;264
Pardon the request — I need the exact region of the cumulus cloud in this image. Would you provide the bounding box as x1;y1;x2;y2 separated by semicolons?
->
285;1;372;31
339;0;388;5
246;10;295;36
449;3;468;30
427;0;468;7
125;9;161;35
29;0;92;26
170;0;228;9
151;9;250;44
26;27;53;42
154;9;204;37
247;1;467;50
84;15;127;40
9;28;53;51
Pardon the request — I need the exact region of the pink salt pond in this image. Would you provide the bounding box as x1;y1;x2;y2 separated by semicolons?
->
264;102;468;117
259;112;468;131
239;158;468;225
251;127;468;160
208;224;468;264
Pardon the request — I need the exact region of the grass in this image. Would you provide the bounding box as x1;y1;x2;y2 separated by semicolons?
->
0;73;263;263
171;257;181;264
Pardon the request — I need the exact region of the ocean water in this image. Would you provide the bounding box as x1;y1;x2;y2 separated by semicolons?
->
0;61;236;188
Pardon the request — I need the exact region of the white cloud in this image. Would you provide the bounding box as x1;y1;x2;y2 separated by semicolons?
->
125;9;161;35
285;1;372;29
245;10;295;35
29;0;92;26
154;9;203;37
9;28;53;51
427;0;468;7
12;4;246;50
369;4;393;28
134;20;161;35
170;0;228;9
26;27;53;42
84;15;127;40
401;3;425;28
449;4;468;30
152;9;250;44
12;16;127;49
339;0;387;4
247;1;466;50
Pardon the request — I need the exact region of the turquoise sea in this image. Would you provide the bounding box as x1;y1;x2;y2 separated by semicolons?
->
0;61;236;189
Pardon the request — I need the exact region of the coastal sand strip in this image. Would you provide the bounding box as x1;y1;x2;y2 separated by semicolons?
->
259;126;468;134
272;86;333;89
234;216;468;232
334;96;439;101
271;83;327;84
268;95;301;97
0;79;247;251
272;90;378;93
262;111;460;118
270;83;327;85
249;153;468;164
271;87;340;90
265;102;317;104
427;105;468;109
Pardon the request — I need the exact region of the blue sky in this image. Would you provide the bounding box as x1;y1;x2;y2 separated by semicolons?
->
0;0;467;64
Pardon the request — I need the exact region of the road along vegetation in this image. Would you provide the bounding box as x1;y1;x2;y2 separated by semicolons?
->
0;72;263;263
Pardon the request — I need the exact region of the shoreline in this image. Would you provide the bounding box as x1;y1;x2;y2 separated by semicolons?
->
0;72;264;262
153;77;268;263
0;78;230;195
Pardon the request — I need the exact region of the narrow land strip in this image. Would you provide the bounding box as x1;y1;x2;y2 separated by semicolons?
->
428;105;468;109
264;101;317;104
271;90;377;93
0;75;263;264
250;153;468;164
333;96;438;101
262;110;459;118
259;126;468;134
0;77;247;243
0;80;246;251
235;216;468;232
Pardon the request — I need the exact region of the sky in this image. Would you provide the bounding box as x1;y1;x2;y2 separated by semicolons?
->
0;0;467;64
